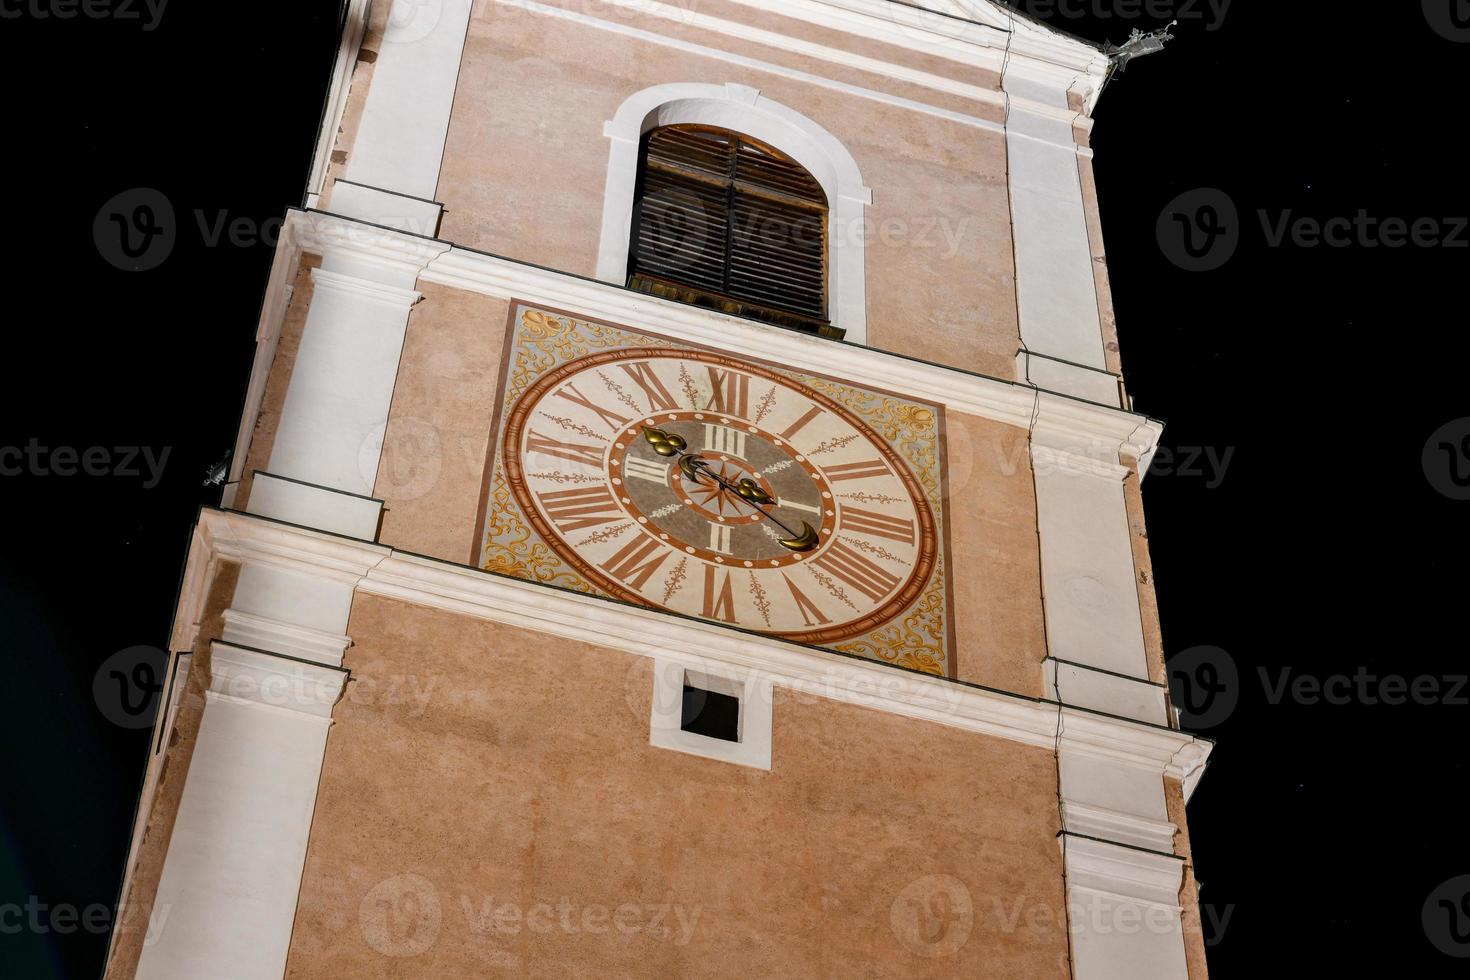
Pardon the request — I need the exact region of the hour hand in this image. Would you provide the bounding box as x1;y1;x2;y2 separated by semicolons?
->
641;426;687;457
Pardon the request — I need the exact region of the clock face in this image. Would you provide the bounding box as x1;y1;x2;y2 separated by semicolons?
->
501;347;938;643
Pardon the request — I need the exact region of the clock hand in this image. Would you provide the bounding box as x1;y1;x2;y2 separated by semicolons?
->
641;427;820;552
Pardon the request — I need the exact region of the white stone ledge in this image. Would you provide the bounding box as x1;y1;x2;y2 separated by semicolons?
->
1045;657;1169;727
285;210;1162;473
244;471;383;541
184;508;1212;790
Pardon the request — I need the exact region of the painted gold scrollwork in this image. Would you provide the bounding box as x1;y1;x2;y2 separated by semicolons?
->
481;303;954;675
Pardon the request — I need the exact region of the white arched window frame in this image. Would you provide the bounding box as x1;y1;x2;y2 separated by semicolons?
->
597;83;872;344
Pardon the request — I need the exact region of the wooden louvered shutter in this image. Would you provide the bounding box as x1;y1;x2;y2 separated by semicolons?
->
627;126;838;338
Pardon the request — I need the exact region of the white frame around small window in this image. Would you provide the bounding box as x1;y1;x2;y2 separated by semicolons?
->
648;655;774;770
597;82;872;344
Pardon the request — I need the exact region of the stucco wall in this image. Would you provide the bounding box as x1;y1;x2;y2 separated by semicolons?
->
371;282;510;565
426;0;1020;379
363;282;1046;692
942;410;1047;695
284;593;1068;977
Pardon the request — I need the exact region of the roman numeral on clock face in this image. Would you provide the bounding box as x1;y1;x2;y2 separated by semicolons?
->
823;459;890;482
600;534;669;589
623;456;669;484
535;486;622;532
778;404;824;442
782;573;831;627
554;383;629;431
702;565;737;623
619;362;680;413
812;540;904;602
703;424;746;458
708;523;733;554
526;430;605;468
704;367;750;418
839;507;914;544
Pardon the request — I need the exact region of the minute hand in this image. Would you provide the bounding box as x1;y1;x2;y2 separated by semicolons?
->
641;427;819;552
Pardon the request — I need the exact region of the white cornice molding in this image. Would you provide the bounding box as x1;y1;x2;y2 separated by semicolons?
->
184;508;1211;785
630;0;1110;104
580;0;1008;107
309;266;423;307
495;0;1097;151
220;608;353;665
200;502;390;583
1062;800;1177;854
207;642;349;720
288;209;1162;471
1063;833;1185;910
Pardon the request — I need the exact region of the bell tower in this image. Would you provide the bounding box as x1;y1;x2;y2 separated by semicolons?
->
107;2;1212;977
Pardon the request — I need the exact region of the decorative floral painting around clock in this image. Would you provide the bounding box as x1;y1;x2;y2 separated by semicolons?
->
477;302;953;676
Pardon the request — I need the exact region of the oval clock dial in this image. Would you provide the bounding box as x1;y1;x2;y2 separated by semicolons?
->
502;348;937;643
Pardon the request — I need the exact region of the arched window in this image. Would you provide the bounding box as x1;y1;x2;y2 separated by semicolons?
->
626;125;837;338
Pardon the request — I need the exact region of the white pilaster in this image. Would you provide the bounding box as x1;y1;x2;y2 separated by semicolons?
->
1003;64;1120;405
132;643;347;980
1031;439;1153;693
1063;834;1191;980
336;0;474;222
250;226;448;536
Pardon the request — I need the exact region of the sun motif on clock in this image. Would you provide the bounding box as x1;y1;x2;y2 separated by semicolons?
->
498;344;939;644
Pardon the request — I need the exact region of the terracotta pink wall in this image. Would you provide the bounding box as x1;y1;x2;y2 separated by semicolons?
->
362;283;1046;692
371;282;510;565
429;0;1020;380
943;410;1047;695
285;593;1069;977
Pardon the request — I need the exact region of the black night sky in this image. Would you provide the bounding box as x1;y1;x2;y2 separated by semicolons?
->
1;2;1466;976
